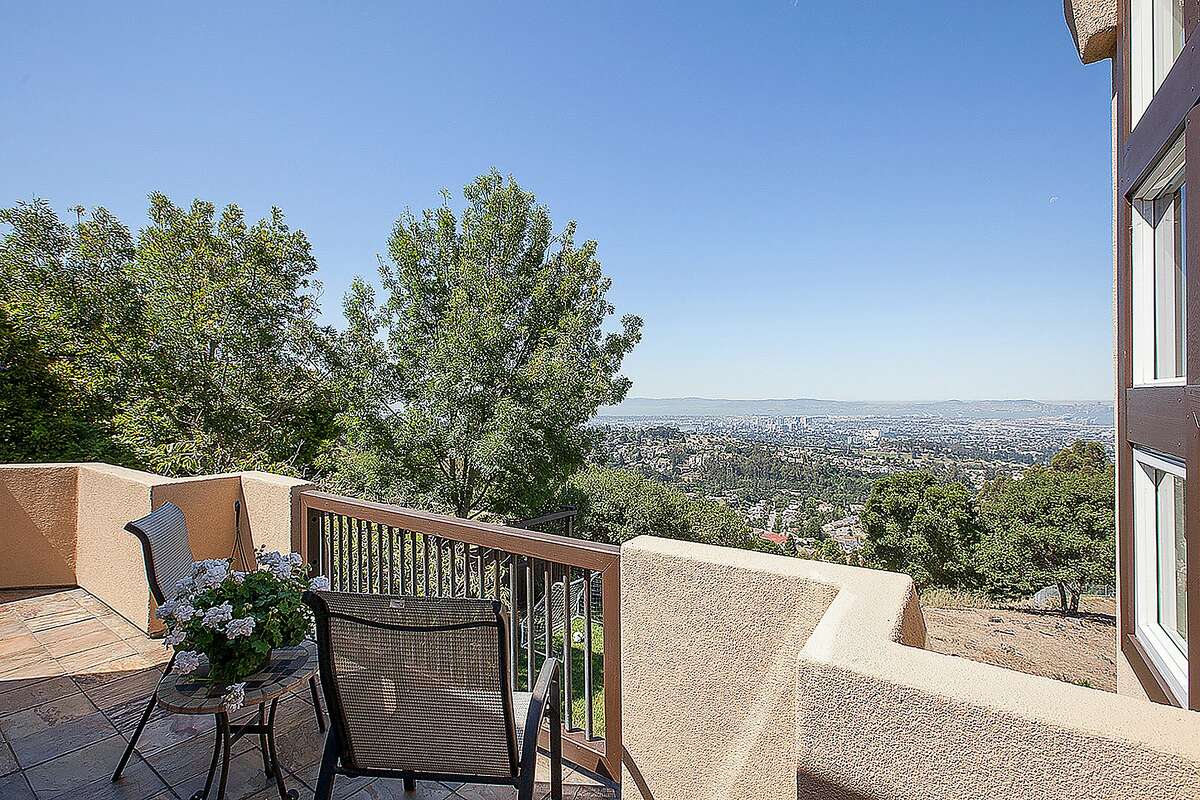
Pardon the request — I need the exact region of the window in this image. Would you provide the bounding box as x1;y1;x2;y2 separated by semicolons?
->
1132;0;1186;123
1133;448;1189;704
1132;135;1186;385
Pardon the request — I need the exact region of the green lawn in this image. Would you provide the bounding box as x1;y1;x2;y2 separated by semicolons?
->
517;617;605;737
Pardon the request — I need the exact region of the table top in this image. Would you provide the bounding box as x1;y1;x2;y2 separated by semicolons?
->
157;640;319;715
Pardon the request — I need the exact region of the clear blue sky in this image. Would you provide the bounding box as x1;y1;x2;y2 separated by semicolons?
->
0;2;1113;402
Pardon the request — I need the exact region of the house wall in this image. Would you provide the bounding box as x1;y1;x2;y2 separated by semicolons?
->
621;537;1200;800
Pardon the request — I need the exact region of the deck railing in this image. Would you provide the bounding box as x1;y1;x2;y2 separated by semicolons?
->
297;491;622;783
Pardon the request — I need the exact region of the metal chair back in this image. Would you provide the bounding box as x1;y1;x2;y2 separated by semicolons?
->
305;591;519;780
124;501;195;605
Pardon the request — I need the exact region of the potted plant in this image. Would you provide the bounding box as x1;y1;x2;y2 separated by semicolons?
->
156;549;331;711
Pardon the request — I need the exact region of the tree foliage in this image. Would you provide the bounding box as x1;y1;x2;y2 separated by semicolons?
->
860;471;979;588
325;171;642;518
977;444;1115;613
562;465;761;550
0;196;337;475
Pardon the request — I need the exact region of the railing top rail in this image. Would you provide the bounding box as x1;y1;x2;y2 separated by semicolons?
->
515;507;578;529
299;490;619;571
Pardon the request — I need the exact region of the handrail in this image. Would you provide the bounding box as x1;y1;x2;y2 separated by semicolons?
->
297;489;622;784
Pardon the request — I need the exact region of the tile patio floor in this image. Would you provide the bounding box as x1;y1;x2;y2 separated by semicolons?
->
0;588;616;800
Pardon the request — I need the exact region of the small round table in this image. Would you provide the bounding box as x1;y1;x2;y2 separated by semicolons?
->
157;641;319;800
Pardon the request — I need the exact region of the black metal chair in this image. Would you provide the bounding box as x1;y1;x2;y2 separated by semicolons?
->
303;591;563;800
112;501;327;782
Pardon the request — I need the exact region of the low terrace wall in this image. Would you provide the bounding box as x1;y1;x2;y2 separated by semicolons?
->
620;536;1200;800
0;462;312;633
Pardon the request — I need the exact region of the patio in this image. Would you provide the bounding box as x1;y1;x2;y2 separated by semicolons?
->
0;587;614;800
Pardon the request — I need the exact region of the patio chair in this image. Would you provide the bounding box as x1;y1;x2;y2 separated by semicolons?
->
112;501;327;782
303;591;563;800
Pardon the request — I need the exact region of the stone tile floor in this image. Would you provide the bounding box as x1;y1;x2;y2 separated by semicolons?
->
0;589;616;800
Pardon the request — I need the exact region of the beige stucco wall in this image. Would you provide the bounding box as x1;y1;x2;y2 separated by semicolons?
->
0;464;79;588
621;536;1200;800
0;463;311;634
75;464;157;630
240;471;314;555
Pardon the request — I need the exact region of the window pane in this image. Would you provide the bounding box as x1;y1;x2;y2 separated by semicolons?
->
1155;470;1188;652
1153;186;1186;380
1153;0;1186;88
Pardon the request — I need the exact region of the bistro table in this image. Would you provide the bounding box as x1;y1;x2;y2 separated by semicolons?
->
157;641;320;800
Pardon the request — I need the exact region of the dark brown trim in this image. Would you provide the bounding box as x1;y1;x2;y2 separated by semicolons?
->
1125;386;1189;457
1122;633;1178;704
1119;23;1200;198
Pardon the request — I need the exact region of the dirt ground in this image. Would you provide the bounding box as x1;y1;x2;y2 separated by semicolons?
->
921;597;1117;691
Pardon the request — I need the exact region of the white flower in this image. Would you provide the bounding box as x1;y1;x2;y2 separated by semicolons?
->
257;551;292;580
156;599;177;620
230;571;247;585
288;552;303;567
193;559;231;591
175;650;201;674
225;616;256;639
222;682;246;712
164;628;187;647
173;602;196;623
308;576;331;591
201;603;233;629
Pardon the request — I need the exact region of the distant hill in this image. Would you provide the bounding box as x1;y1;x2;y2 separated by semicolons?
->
598;397;1113;424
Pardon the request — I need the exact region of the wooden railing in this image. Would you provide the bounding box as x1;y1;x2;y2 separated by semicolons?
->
297;491;622;783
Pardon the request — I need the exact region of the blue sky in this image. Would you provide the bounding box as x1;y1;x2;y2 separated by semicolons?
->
0;2;1113;401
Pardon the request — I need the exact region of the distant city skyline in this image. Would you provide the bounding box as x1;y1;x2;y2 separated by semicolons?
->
0;2;1113;401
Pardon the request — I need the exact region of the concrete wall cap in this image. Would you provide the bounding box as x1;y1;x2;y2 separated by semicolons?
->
1064;0;1117;63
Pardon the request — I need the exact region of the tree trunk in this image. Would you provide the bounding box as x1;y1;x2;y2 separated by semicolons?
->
1057;583;1069;615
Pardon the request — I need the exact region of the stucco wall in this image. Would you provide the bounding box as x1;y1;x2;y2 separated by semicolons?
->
240;471;314;555
0;464;79;588
621;536;1200;800
0;463;310;634
74;464;157;630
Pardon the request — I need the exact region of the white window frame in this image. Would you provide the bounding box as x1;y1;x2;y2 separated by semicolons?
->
1131;0;1186;124
1131;135;1187;386
1132;447;1189;705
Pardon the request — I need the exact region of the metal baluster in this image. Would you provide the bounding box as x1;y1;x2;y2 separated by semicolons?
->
492;550;501;601
362;522;372;592
525;558;535;690
409;532;418;596
436;539;445;596
422;534;430;596
339;516;348;592
508;556;518;692
583;569;594;739
464;545;474;597
475;548;484;597
543;562;553;665
449;543;459;596
562;565;573;730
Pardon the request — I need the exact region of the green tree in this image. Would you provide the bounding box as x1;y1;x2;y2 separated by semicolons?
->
977;446;1114;614
860;471;979;588
1049;439;1109;474
562;466;760;550
328;171;642;518
0;196;337;475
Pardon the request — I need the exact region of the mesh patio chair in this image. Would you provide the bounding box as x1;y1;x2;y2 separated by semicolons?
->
112;501;327;782
303;591;563;800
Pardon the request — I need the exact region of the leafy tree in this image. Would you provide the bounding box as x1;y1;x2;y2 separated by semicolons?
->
0;196;337;475
562;466;760;550
860;471;979;588
328;171;642;518
1049;439;1109;474
977;445;1114;614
